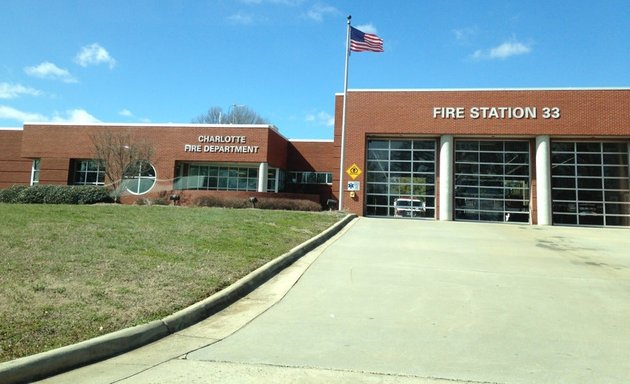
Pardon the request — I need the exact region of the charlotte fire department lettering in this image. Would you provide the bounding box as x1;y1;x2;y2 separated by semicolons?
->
184;135;259;153
184;144;259;153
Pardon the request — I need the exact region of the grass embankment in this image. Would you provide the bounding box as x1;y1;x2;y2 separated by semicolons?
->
0;204;343;362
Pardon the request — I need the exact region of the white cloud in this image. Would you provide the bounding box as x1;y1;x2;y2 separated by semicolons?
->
306;110;334;127
118;108;150;122
228;12;255;25
24;62;77;83
52;109;101;123
74;43;116;69
453;27;478;43
354;23;378;35
0;105;47;122
472;41;532;60
0;83;43;99
0;105;100;124
118;109;133;117
305;3;339;22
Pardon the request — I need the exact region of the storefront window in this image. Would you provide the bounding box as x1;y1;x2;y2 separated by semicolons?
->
288;171;333;185
174;162;284;192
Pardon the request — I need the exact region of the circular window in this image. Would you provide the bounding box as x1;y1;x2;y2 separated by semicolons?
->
123;160;156;195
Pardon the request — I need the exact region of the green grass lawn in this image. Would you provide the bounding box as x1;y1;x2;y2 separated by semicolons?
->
0;204;343;362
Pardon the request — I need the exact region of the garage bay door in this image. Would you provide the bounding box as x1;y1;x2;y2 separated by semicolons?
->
365;139;436;218
551;142;630;226
454;140;531;223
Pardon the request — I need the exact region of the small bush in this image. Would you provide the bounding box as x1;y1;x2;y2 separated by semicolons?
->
0;185;29;203
75;186;113;204
15;185;51;204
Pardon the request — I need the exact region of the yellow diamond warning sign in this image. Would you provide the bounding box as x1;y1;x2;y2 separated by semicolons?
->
346;163;362;180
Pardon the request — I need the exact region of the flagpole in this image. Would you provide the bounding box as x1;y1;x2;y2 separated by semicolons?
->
338;15;351;211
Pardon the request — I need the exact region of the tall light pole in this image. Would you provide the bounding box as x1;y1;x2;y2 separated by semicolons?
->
229;104;245;124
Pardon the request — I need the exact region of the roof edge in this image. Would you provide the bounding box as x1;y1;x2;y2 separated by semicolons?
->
335;87;630;96
289;138;334;143
22;122;279;129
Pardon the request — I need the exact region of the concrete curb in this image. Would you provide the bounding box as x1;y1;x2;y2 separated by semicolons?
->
0;214;357;384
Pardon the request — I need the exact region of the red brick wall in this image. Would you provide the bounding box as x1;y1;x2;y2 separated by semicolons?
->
287;140;336;172
285;140;337;205
8;124;330;205
338;89;630;137
334;89;630;215
0;130;31;188
20;124;286;187
266;129;288;168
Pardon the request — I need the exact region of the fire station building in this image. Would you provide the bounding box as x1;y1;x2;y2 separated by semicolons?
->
1;88;629;227
0;124;336;207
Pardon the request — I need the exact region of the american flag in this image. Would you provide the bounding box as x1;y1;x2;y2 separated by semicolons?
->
350;26;384;52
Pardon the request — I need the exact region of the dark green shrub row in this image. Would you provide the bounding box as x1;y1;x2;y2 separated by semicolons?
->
0;185;113;204
192;196;251;209
257;197;322;211
192;195;322;211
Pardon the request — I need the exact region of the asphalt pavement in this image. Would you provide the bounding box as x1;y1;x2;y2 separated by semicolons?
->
35;218;630;383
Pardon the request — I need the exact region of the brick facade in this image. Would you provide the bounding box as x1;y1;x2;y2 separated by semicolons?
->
2;123;332;205
334;89;630;216
0;129;31;188
20;124;286;184
1;88;629;218
286;140;337;205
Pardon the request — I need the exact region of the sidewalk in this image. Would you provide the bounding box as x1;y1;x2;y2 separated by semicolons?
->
34;218;630;383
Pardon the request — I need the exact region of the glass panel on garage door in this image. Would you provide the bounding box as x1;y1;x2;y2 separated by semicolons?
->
454;140;530;223
365;139;436;218
551;141;630;227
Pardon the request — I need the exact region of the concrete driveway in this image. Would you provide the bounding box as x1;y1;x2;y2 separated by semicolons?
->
41;218;630;383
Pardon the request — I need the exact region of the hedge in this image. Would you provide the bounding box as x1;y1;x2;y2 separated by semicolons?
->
0;185;113;204
192;195;322;211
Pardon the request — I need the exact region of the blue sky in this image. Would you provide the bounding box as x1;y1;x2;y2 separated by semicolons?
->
1;1;629;139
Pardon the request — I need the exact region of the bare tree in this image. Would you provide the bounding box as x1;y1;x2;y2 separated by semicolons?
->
192;105;268;124
90;130;155;202
192;107;223;124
